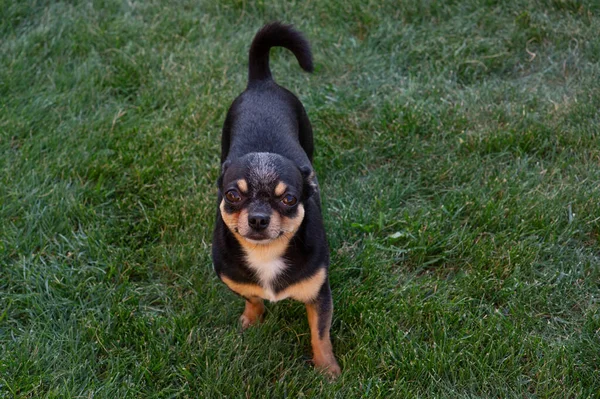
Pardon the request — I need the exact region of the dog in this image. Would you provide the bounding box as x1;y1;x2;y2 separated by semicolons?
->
212;22;340;377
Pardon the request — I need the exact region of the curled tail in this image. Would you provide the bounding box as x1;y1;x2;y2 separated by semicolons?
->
248;22;313;84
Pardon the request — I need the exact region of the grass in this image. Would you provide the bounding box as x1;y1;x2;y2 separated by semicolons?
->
1;0;599;397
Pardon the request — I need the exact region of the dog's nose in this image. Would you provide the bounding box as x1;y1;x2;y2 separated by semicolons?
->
248;213;270;231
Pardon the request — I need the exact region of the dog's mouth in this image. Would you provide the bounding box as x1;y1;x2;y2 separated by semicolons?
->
235;228;284;244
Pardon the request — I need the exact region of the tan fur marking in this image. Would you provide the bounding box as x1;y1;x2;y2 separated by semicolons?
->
221;269;325;303
220;200;243;234
278;203;304;240
306;303;341;377
240;297;265;329
236;228;288;260
274;181;287;196
278;268;326;302
220;200;305;245
221;275;265;298
237;179;248;193
220;199;304;258
220;201;304;292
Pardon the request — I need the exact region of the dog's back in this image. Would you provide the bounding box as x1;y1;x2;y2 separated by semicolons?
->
220;23;315;166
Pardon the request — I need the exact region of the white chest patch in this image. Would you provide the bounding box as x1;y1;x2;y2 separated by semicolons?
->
246;257;286;301
243;241;289;301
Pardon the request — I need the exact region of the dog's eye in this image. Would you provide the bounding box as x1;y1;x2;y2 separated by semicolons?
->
281;194;297;206
225;190;242;203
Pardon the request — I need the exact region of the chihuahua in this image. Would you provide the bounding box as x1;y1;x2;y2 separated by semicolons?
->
212;22;340;377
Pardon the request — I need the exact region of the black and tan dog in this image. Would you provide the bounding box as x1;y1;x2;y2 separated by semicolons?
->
212;22;340;377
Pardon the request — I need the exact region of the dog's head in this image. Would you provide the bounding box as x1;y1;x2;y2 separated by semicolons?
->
218;152;316;245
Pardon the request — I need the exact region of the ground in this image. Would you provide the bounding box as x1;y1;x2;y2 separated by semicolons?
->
1;0;599;397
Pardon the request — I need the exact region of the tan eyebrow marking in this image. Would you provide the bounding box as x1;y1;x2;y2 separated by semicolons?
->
274;181;287;197
237;179;248;193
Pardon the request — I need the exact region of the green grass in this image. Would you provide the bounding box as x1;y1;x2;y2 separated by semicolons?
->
1;0;599;397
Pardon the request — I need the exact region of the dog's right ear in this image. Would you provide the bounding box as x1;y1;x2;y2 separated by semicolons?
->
217;160;231;191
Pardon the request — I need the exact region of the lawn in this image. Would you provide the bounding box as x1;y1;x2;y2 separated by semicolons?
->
1;0;599;397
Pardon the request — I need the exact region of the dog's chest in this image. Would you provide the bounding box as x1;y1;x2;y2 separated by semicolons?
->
221;240;325;303
244;249;287;301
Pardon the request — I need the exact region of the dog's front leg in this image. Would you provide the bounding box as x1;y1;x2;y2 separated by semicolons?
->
305;283;341;377
240;296;265;329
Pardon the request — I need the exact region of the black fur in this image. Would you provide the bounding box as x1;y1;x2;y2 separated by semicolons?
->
248;22;313;83
211;22;339;375
213;22;328;290
219;22;315;166
315;282;333;339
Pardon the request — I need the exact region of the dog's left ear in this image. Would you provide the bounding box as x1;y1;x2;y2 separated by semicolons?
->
299;165;318;199
217;160;231;191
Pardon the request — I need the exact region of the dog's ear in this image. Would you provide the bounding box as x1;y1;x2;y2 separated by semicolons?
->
299;165;318;199
217;160;231;191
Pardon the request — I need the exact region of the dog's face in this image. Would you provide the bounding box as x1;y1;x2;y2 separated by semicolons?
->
218;152;314;244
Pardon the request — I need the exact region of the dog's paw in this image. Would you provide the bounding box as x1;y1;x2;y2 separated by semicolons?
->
239;314;260;330
314;358;341;379
239;299;265;330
